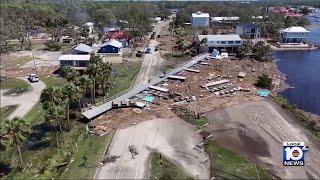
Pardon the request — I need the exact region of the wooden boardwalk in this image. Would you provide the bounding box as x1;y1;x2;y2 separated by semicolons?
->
82;53;209;119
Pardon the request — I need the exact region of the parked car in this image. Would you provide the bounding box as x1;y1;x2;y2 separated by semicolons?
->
136;50;143;57
28;73;39;82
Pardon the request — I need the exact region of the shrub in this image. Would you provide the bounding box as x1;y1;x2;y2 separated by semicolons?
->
255;74;272;89
44;40;62;51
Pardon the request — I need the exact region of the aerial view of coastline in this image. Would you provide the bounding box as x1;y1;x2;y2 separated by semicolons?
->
0;0;319;179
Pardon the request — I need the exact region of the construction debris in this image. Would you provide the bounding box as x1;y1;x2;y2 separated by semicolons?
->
184;68;200;73
128;145;138;159
101;155;121;165
201;80;229;88
238;72;246;78
168;75;187;81
148;85;169;93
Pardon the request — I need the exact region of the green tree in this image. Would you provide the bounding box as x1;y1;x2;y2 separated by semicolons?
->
45;105;65;147
62;83;82;130
40;87;64;110
3;117;29;171
252;41;272;62
62;66;80;83
78;75;92;108
87;55;103;104
256;74;273;89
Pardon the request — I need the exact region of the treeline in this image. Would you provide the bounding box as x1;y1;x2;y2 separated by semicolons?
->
0;1;168;51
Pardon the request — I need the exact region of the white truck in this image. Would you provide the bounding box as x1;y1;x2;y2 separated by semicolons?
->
28;73;39;83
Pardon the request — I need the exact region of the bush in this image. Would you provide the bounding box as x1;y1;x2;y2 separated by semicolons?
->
44;40;62;51
253;41;272;61
255;74;272;89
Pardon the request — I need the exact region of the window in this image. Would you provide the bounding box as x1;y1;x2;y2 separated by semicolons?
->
221;41;226;44
235;41;241;44
217;41;220;43
228;41;234;44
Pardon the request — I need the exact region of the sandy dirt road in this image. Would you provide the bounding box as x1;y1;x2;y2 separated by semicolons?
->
204;100;320;179
134;20;170;86
94;118;210;179
0;77;45;119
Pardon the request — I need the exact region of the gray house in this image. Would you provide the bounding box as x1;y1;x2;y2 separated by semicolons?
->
69;43;92;54
236;23;261;39
59;54;91;70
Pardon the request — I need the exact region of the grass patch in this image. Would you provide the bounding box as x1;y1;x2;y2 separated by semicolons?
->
205;142;272;179
39;75;68;87
0;105;19;120
149;152;192;180
60;132;113;179
0;78;31;96
271;94;320;140
0;55;32;70
97;62;141;101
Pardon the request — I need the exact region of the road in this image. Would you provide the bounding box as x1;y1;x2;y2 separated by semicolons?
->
93;118;210;179
0;77;46;119
204;100;320;179
134;20;170;86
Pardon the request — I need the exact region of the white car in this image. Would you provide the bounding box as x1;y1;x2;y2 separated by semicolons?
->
28;73;39;82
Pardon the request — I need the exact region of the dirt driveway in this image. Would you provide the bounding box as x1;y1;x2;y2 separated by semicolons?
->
0;77;45;119
94;118;210;179
204;100;320;179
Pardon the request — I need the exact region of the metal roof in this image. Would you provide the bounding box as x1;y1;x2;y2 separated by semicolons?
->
100;40;123;48
74;43;92;53
280;26;310;33
211;17;239;21
59;55;91;61
237;23;260;29
198;34;242;42
192;11;210;18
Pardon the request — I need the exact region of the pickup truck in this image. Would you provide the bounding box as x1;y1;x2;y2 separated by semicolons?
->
28;74;39;83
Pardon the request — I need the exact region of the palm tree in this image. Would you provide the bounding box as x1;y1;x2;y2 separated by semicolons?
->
98;62;112;96
78;75;92;108
62;83;82;130
45;105;65;147
87;55;103;104
62;66;80;83
3;117;29;171
40;87;64;110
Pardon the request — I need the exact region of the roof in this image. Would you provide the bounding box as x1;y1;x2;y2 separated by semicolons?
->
74;43;92;53
100;40;123;48
86;22;94;26
198;34;242;42
237;23;260;29
211;17;239;21
59;55;91;61
192;11;210;18
280;26;310;33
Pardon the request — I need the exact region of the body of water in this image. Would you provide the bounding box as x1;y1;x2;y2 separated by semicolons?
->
274;10;320;115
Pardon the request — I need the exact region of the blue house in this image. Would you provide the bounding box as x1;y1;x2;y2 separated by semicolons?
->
98;40;123;54
236;23;261;39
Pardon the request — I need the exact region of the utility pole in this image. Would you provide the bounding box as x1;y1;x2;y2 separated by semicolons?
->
32;53;37;74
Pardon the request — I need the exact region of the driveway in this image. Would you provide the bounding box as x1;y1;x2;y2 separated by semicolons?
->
134;20;170;86
94;118;210;179
0;77;46;119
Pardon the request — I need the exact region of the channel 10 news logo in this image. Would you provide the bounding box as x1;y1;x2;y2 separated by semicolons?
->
283;142;309;166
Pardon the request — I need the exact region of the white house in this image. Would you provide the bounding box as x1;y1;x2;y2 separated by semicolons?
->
59;54;91;70
279;26;310;43
198;34;243;53
191;11;210;27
